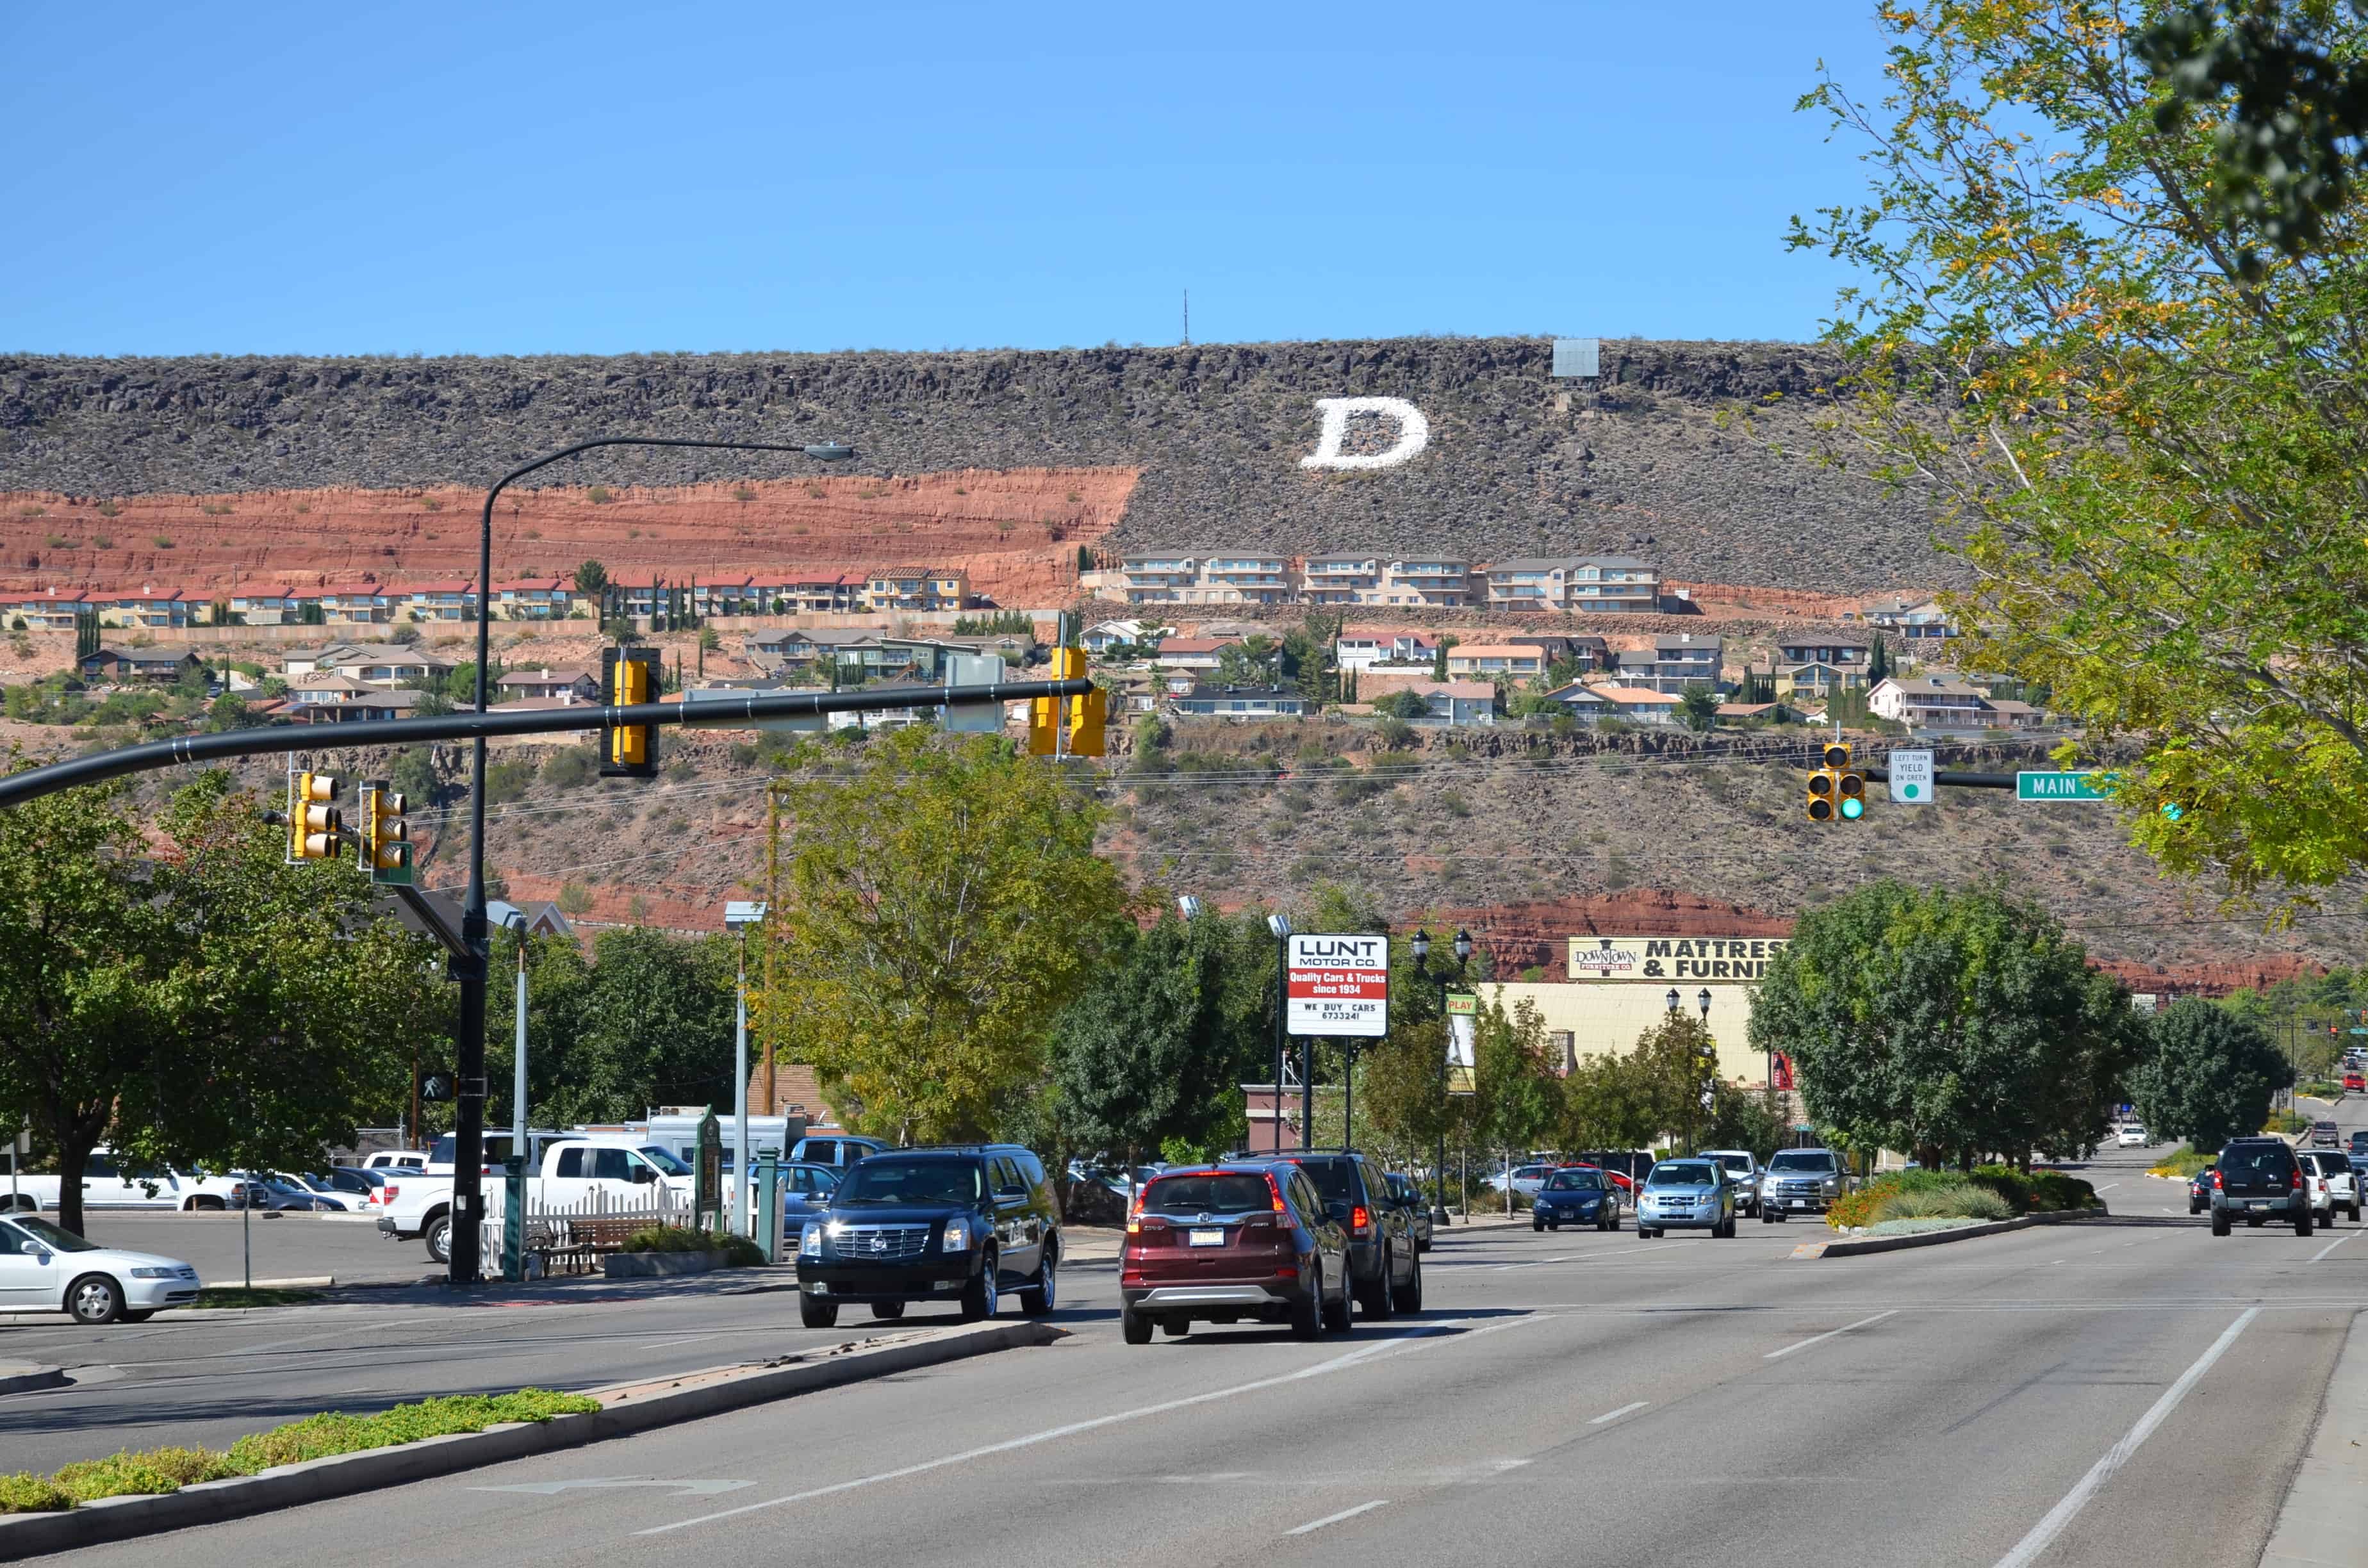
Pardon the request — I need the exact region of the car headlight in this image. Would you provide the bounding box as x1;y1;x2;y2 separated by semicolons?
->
799;1221;824;1256
941;1219;971;1253
129;1266;178;1279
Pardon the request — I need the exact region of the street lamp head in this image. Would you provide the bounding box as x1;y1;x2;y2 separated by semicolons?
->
723;900;768;933
1454;928;1472;961
1177;895;1204;920
1666;987;1680;1013
1410;928;1431;963
1267;913;1292;938
803;443;855;462
1698;987;1713;1018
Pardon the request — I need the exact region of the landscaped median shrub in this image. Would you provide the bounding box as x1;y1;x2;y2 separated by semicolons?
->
2149;1146;2216;1180
618;1225;766;1267
1827;1165;2101;1230
0;1389;599;1514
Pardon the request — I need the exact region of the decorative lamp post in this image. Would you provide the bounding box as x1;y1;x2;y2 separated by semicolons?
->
1415;927;1471;1224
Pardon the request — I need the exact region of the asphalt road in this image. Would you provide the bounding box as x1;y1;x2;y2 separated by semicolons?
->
16;1120;2366;1568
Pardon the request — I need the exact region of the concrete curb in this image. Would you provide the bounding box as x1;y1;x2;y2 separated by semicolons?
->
2260;1309;2368;1567
600;1250;735;1279
1789;1207;2100;1259
0;1366;67;1397
0;1318;1058;1560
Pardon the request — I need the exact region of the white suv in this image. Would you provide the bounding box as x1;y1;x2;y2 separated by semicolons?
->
2297;1150;2360;1223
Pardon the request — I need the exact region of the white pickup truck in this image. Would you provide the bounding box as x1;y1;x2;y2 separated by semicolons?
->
377;1135;698;1264
4;1150;243;1214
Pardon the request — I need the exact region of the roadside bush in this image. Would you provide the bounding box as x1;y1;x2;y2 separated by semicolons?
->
1869;1183;2014;1224
0;1473;74;1514
620;1225;766;1266
2148;1146;2215;1179
226;1390;598;1473
2265;1109;2308;1134
1829;1165;2100;1229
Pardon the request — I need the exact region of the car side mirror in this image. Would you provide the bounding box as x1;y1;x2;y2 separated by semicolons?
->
631;1166;655;1184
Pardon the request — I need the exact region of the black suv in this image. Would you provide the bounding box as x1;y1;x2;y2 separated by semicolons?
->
1272;1150;1421;1318
794;1145;1059;1327
2210;1136;2311;1237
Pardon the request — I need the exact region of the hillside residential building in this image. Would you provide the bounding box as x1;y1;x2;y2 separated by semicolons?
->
491;578;574;619
286;686;421;724
1445;644;1548;680
2;591;89;630
1541;682;1613;724
1393;679;1496;726
99;588;197;629
1376;557;1474;607
401;581;478;622
1508;633;1607;672
1168;682;1306;719
1119;548;1294;605
283;642;403;680
303;587;395;625
1868;673;1994;728
1613;633;1725;695
1081;619;1158;654
79;646;202;684
1864;598;1958;640
1299;553;1476;607
1775;637;1871;669
1153;636;1241;673
1591;685;1685;726
864;566;971;612
1335;629;1439;673
1479;556;1660;612
324;649;452;687
773;573;865;613
226;589;302;625
1774;660;1861;699
497;667;600;703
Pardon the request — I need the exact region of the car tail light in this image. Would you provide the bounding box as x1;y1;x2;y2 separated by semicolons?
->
2292;1169;2304;1190
1352;1205;1370;1232
2211;1170;2221;1191
1275;1265;1298;1279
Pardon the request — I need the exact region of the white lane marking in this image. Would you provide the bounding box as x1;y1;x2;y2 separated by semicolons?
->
1488;1256;1570;1271
639;1313;1549;1535
1588;1401;1649;1425
634;1335;719;1350
1990;1306;2258;1568
2096;1183;2120;1192
1287;1500;1388;1535
2309;1231;2358;1264
1763;1310;1899;1361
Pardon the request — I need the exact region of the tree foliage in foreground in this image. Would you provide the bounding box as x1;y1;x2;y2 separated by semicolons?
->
1793;1;2368;903
0;774;447;1235
2129;998;2292;1150
1748;881;2143;1168
756;729;1133;1145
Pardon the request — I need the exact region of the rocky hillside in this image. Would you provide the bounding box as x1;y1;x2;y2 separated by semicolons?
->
0;338;1941;592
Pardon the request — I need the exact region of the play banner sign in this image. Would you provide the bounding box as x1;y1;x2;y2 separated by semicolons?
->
1446;992;1477;1094
1287;933;1390;1037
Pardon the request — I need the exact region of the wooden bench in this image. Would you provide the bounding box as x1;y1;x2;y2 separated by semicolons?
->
530;1215;650;1277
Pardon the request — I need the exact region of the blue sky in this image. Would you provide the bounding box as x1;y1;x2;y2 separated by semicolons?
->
0;3;1890;356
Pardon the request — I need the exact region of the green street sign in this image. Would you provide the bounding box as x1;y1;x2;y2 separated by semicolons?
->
2017;771;2111;802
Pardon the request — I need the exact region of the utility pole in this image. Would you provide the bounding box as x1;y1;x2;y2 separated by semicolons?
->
1182;288;1190;347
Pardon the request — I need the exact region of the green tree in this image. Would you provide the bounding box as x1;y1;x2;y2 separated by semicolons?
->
1049;912;1241;1168
1793;3;2368;902
573;560;611;600
1677;685;1719;731
757;729;1132;1143
1748;880;2142;1168
1431;635;1458;683
1468;997;1559;1202
2130;998;2292;1152
0;774;444;1236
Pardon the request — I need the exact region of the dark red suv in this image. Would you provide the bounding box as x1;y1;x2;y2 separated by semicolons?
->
1119;1163;1351;1343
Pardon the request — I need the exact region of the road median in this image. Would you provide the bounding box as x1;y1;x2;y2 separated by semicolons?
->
0;1318;1060;1560
1789;1207;2102;1259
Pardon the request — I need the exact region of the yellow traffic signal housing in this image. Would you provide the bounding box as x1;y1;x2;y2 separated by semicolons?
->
289;772;342;860
600;646;662;778
1805;769;1837;822
360;780;413;886
1067;685;1107;757
1032;646;1089;756
1027;694;1060;755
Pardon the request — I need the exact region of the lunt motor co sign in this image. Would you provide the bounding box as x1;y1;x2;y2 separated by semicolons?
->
1566;935;1789;983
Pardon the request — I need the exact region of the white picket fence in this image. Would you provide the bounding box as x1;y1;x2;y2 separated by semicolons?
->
478;1183;698;1275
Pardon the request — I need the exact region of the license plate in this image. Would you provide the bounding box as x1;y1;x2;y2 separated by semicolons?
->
2248;1200;2269;1209
1790;1199;1809;1208
1187;1229;1224;1247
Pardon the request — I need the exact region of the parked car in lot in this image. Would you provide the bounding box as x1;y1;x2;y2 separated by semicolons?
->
0;1214;201;1324
796;1145;1057;1328
2310;1121;2342;1148
2297;1150;2359;1223
1275;1150;1421;1319
1486;1163;1556;1199
361;1151;425;1173
379;1136;698;1264
2210;1137;2312;1236
229;1176;336;1213
1759;1148;1846;1221
2188;1166;2216;1214
1636;1159;1736;1238
789;1135;889;1169
3;1151;241;1214
278;1173;361;1211
1119;1163;1353;1343
1384;1172;1434;1252
323;1167;390;1211
1533;1166;1620;1232
1699;1150;1761;1218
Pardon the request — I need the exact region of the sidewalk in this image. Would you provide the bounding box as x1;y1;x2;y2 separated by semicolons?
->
2259;1309;2368;1566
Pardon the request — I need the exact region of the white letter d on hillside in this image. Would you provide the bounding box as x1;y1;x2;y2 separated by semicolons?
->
1299;396;1431;470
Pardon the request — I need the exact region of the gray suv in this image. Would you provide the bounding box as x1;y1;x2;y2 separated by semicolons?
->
1759;1148;1846;1222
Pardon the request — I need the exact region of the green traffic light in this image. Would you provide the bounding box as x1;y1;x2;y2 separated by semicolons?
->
1840;796;1865;820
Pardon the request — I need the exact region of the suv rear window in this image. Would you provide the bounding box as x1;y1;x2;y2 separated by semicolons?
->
2220;1143;2296;1179
1767;1152;1838;1173
1289;1158;1359;1204
1141;1173;1271;1215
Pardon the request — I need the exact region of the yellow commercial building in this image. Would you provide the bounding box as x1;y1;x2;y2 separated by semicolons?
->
1479;933;1796;1090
